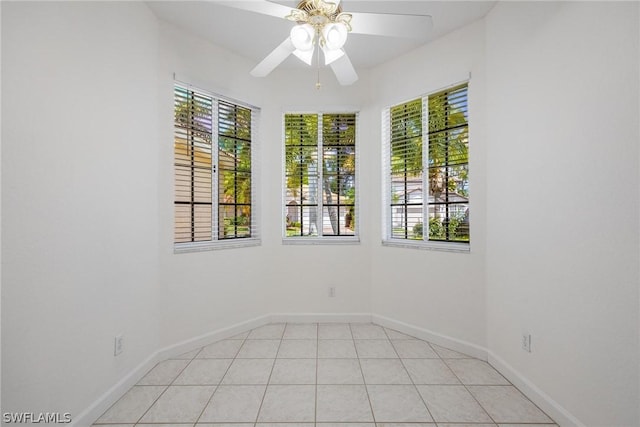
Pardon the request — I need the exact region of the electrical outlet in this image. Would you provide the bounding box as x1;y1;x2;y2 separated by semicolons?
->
114;335;124;356
328;286;336;297
522;333;531;352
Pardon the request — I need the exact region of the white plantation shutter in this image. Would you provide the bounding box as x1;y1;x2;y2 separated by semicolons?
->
216;100;254;240
322;113;357;237
174;82;260;252
385;98;426;240
284;113;320;237
174;85;213;244
426;84;469;244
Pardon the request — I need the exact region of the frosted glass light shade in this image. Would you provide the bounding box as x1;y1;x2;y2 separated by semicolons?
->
322;23;347;50
290;24;315;51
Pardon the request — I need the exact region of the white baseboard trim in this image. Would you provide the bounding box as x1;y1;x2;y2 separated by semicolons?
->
71;352;161;427
74;315;270;427
372;314;488;361
77;313;583;427
488;351;585;427
269;312;372;323
156;315;270;361
375;314;583;426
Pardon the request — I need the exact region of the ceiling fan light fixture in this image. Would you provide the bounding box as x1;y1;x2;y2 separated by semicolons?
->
290;23;315;51
322;22;347;50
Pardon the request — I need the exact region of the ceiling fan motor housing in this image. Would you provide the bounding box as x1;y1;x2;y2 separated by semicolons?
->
296;0;342;24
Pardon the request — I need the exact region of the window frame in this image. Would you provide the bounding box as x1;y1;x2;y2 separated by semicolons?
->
382;81;470;253
174;81;261;253
282;111;360;245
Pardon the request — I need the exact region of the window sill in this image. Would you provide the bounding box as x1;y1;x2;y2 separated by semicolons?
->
283;236;361;246
382;239;470;253
174;238;261;254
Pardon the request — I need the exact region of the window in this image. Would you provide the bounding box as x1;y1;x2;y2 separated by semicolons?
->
383;83;469;251
284;112;358;242
174;83;260;252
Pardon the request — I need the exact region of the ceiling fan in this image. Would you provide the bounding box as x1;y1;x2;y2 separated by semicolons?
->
215;0;433;87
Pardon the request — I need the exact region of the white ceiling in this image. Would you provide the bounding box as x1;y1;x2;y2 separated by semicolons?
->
146;1;495;70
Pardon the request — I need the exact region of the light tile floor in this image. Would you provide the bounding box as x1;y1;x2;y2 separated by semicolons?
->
93;323;558;427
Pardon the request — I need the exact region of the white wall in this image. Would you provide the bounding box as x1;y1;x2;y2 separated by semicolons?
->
157;21;374;348
485;2;639;426
1;0;3;414
260;64;374;319
157;22;271;348
1;1;160;419
3;2;639;426
368;20;488;348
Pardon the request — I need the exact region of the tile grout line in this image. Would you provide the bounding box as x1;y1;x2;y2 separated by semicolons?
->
99;352;199;425
96;322;558;427
252;324;285;424
131;373;176;424
441;354;557;424
430;338;554;424
194;330;248;425
392;327;540;425
384;326;437;424
350;323;377;424
439;356;499;426
465;383;558;426
135;342;207;424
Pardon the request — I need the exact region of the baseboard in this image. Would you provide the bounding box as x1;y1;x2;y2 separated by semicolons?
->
74;314;270;427
156;314;270;361
488;351;586;427
71;352;161;427
374;314;583;426
77;312;583;427
372;314;488;361
269;312;372;323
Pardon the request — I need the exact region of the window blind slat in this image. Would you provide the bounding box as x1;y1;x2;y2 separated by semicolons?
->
383;83;469;246
174;83;259;248
284;112;357;239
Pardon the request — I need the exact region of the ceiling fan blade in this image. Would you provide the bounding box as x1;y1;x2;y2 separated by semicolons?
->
293;49;314;66
349;12;433;38
329;52;358;86
322;46;345;65
213;1;293;19
250;38;296;77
